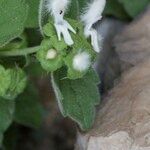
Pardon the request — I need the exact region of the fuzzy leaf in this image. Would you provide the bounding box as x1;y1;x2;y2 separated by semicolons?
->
0;65;11;97
118;0;150;18
52;68;100;130
0;98;15;133
25;0;40;28
0;66;27;100
3;68;27;100
43;21;56;37
14;84;43;128
0;35;27;51
0;0;28;47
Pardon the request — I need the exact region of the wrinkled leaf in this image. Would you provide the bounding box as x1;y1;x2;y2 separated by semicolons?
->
0;35;27;51
43;21;56;37
0;66;27;100
52;68;100;130
25;0;40;28
0;0;28;47
4;68;27;100
0;65;11;97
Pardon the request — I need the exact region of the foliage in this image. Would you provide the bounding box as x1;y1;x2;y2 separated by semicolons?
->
104;0;150;20
0;0;149;147
52;68;100;130
0;67;27;100
14;83;43;128
0;0;28;47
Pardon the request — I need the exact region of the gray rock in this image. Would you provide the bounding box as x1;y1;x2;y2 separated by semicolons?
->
75;58;150;150
114;7;150;69
95;18;126;93
75;7;150;150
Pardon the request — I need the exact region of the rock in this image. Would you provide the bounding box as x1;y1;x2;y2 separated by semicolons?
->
114;6;150;69
95;18;126;92
75;58;150;150
75;7;150;150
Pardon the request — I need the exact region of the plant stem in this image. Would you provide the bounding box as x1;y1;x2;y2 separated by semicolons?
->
0;46;40;57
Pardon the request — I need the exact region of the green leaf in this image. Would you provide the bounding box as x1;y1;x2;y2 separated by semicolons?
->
0;65;11;97
3;68;27;100
25;0;40;28
104;0;130;20
0;98;15;133
0;0;28;47
14;83;43;128
52;68;100;130
118;0;150;18
0;35;27;51
0;66;27;100
43;21;56;37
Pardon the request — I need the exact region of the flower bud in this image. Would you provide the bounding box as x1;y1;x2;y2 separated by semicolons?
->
73;52;91;72
46;49;57;59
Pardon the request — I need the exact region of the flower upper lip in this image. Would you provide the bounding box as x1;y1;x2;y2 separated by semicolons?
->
47;0;76;46
48;0;106;51
54;19;76;46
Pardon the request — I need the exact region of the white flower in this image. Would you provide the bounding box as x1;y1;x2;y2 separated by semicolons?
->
73;52;91;72
54;20;76;45
46;49;57;59
81;0;106;52
47;0;76;45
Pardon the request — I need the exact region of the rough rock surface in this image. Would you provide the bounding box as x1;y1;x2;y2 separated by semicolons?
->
114;6;150;68
75;7;150;150
75;58;150;150
95;18;126;92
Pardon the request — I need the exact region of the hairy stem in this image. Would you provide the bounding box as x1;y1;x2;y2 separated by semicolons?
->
0;46;40;57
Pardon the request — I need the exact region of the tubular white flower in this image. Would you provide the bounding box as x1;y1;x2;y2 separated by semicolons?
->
47;0;76;45
73;52;91;72
81;0;106;52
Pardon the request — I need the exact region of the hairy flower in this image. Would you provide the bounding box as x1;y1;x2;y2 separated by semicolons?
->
73;52;91;72
81;0;106;52
81;0;106;27
47;0;76;45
